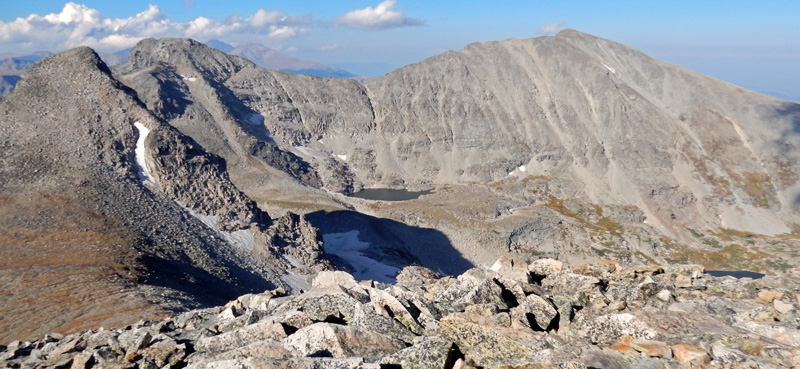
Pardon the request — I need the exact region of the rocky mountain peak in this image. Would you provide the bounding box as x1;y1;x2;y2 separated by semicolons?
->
124;38;245;81
0;46;329;342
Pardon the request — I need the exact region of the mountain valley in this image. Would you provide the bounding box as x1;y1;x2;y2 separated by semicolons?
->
1;29;800;356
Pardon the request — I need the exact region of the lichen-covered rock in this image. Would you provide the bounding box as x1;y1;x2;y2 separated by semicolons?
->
4;258;800;369
543;272;601;295
351;303;417;344
433;269;507;313
672;343;710;365
528;259;563;278
196;320;286;353
312;271;369;300
281;323;405;362
510;294;559;331
187;357;381;369
272;286;364;322
139;335;188;368
396;266;442;285
629;339;672;359
440;310;553;368
572;312;658;345
188;340;292;365
489;257;529;282
379;336;458;369
367;287;425;335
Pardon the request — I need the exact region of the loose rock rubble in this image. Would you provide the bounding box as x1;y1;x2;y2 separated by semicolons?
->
3;258;799;368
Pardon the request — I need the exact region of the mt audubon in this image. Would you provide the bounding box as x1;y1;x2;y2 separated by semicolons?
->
1;29;799;342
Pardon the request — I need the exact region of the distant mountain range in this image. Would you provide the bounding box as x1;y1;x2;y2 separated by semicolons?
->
0;52;50;95
206;39;355;78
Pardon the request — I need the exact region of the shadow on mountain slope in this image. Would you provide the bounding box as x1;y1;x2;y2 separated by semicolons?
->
774;102;800;207
136;252;277;310
305;210;473;277
776;101;800;135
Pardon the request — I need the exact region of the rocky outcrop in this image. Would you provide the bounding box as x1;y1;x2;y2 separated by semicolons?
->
4;258;798;368
146;127;269;231
113;38;372;192
255;212;334;273
0;45;330;342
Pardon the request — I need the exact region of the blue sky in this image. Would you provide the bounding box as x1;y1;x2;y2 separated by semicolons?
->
1;1;799;99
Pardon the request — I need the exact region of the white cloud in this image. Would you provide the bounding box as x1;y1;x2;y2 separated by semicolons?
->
335;0;424;30
320;44;338;51
248;9;284;27
538;22;565;35
286;46;298;52
267;25;309;39
0;2;311;52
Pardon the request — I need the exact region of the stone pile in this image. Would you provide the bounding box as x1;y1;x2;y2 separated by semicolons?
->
3;258;799;368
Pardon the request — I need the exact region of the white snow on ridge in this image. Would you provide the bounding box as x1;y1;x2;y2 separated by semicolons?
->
180;75;197;82
336;154;347;161
133;121;155;184
322;231;400;283
507;164;528;176
601;63;616;74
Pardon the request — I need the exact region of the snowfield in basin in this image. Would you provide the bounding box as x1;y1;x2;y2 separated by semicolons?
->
323;231;400;283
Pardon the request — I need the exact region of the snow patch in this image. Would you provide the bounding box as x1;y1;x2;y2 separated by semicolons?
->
601;63;616;74
183;207;255;253
281;271;312;294
322;231;400;283
133;122;155;184
248;113;264;125
336;154;347;161
179;75;197;82
294;146;311;157
507;164;528;176
283;254;310;271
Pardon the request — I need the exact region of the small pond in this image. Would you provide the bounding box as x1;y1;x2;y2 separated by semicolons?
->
706;270;765;279
347;188;433;202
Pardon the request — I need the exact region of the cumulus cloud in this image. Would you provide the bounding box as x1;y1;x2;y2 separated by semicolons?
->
538;22;565;35
0;2;311;52
320;44;338;51
335;0;424;30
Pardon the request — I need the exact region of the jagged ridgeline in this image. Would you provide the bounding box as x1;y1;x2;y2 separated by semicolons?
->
1;29;800;347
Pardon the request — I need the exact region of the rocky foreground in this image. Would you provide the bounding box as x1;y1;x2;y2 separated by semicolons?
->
2;259;799;369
